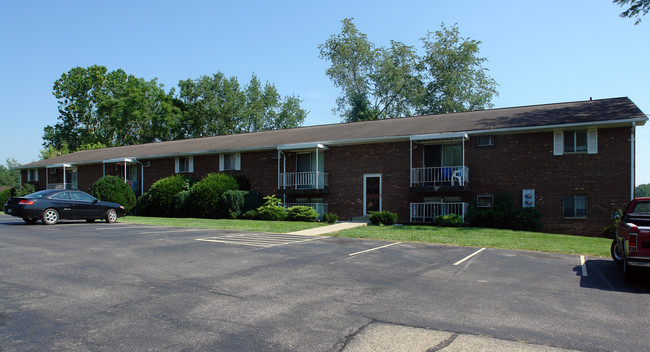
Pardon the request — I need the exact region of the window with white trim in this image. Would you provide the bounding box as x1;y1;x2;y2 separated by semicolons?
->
219;153;241;171
563;195;587;218
175;157;193;173
554;129;597;155
27;169;38;182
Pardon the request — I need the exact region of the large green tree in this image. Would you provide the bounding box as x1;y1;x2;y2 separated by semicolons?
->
319;19;498;122
614;0;649;24
177;73;306;137
0;158;20;188
44;65;181;151
636;183;650;197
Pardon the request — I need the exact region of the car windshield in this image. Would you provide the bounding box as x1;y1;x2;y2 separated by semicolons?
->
631;201;650;214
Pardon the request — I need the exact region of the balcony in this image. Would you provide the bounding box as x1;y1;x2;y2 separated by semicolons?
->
278;171;329;194
284;203;329;216
410;202;468;223
410;166;469;192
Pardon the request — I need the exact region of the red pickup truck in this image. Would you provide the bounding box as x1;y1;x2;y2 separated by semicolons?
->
611;197;650;282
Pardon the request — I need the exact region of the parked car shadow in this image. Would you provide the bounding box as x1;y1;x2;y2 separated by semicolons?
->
577;259;650;293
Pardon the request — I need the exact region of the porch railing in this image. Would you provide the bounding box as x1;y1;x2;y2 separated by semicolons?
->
279;171;328;190
284;203;329;215
47;183;78;190
410;202;468;222
410;166;468;187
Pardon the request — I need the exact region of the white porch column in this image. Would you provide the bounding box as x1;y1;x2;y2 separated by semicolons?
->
62;165;66;190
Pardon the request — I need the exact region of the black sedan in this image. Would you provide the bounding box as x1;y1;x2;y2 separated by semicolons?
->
3;190;126;225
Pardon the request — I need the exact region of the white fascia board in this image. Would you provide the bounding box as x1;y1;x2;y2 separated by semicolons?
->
468;118;647;136
277;143;329;151
102;158;134;163
410;132;469;141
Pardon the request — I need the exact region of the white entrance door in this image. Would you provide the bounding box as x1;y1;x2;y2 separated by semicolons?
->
363;174;382;215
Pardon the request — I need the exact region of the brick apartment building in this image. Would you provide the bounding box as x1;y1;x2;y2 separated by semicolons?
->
16;97;648;236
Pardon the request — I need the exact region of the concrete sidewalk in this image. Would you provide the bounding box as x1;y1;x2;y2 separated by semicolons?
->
288;221;368;236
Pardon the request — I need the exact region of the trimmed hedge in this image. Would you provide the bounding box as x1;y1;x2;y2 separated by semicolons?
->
173;190;193;218
143;175;191;217
322;213;338;224
190;173;239;218
90;175;136;212
369;211;397;225
0;188;11;207
287;206;319;222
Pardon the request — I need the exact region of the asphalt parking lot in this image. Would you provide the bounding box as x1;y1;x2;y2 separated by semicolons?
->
0;215;648;351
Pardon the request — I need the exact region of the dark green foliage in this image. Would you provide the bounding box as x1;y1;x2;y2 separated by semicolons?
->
173;190;193;218
242;190;263;213
219;190;246;219
0;159;20;188
636;183;650;197
435;214;464;227
14;183;36;197
146;175;191;217
467;191;543;232
242;209;259;220
0;188;12;207
287;206;319;222
134;191;151;216
190;173;239;218
235;175;251;191
90;175;136;212
322;213;338;224
369;211;398;226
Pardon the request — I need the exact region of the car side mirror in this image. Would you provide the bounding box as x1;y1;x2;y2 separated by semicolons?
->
93;199;99;203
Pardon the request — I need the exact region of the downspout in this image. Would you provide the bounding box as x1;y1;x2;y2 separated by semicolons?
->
277;150;281;189
462;137;466;186
124;161;127;183
63;165;66;190
44;168;47;189
409;140;412;187
631;122;636;199
315;147;319;188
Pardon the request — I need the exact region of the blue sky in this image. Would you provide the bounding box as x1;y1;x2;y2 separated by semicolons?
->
1;0;649;184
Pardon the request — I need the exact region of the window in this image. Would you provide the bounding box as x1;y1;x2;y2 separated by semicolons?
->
477;194;494;208
219;153;240;171
175;157;193;173
631;201;650;214
477;135;495;147
563;195;587;218
563;130;587;153
51;192;71;200
27;169;38;182
126;165;138;181
554;129;597;155
70;192;95;202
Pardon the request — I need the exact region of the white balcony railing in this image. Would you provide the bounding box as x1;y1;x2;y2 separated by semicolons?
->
284;203;329;215
279;171;328;190
410;202;468;222
411;166;468;187
47;183;78;190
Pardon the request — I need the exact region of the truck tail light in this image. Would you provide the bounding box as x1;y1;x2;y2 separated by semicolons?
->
18;200;34;205
629;233;638;253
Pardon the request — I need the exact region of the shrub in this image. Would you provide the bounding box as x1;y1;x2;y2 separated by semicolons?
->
90;175;137;212
134;191;151;216
219;190;246;219
235;175;251;190
603;209;622;239
147;175;191;217
369;211;397;226
0;188;11;206
511;207;543;232
435;214;463;227
287;206;319;222
190;173;239;218
322;212;338;224
242;190;263;213
173;190;193;218
255;195;287;221
14;183;36;197
242;209;259;220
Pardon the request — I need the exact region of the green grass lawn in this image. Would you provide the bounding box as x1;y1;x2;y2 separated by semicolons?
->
121;216;329;233
329;225;612;257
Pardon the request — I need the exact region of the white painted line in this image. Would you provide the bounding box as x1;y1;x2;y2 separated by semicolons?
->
453;248;486;266
348;242;402;256
580;255;588;277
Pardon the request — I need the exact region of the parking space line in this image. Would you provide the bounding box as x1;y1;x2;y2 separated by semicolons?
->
453;248;486;266
580;255;588;277
348;242;402;256
195;233;322;248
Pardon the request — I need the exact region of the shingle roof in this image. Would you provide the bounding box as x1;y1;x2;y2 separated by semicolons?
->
19;97;647;168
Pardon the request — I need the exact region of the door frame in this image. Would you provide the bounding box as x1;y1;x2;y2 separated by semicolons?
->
363;173;382;215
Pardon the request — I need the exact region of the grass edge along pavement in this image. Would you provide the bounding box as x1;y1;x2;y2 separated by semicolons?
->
120;216;611;257
328;225;611;257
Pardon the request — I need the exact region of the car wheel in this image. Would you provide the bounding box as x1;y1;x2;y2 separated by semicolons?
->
105;209;118;223
85;219;96;223
23;217;38;224
42;208;59;225
611;240;623;265
623;258;636;283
